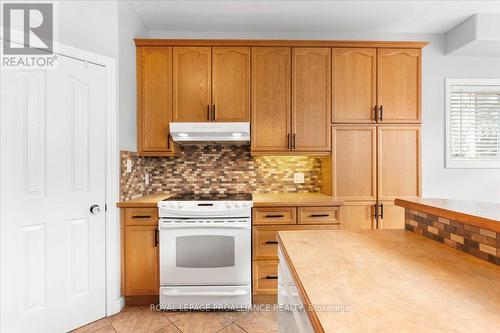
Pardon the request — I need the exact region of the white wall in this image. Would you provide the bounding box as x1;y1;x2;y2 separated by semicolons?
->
117;2;148;151
56;0;119;58
149;31;500;202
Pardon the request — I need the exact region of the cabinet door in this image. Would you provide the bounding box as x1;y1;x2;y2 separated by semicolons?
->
377;201;405;229
173;47;212;122
251;47;291;152
137;47;173;153
125;226;159;295
377;49;421;123
378;125;421;201
212;47;250;122
332;48;377;123
340;201;377;230
332;125;377;201
292;48;331;151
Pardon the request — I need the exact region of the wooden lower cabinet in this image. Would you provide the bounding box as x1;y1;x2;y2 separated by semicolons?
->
340;201;376;230
377;200;406;229
252;217;340;298
253;260;279;295
121;208;159;299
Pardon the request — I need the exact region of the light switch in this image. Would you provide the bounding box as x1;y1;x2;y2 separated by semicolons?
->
145;172;150;185
294;173;305;184
126;159;132;173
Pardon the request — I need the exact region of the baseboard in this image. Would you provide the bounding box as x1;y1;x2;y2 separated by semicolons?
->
125;295;160;306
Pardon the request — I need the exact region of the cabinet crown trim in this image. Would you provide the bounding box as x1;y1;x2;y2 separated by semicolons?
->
135;39;429;48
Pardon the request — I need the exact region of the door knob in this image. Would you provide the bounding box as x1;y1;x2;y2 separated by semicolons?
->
90;204;101;215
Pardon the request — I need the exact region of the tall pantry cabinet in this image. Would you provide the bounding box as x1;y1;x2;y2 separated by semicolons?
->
331;47;422;230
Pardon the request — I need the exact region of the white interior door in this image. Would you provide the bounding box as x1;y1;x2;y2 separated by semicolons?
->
1;55;107;332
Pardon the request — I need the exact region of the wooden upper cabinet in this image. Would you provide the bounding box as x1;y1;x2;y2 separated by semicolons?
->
212;47;250;122
332;125;377;201
137;47;173;154
173;47;212;122
377;125;421;201
292;48;331;152
251;47;291;152
377;49;421;123
332;48;377;123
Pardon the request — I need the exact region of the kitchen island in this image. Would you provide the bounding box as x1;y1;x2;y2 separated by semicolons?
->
277;229;500;332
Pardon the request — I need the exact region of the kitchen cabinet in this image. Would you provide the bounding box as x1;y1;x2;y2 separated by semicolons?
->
136;47;175;155
339;201;377;230
377;48;421;123
172;47;250;122
251;47;291;152
332;125;420;230
252;206;340;300
121;208;159;300
172;47;212;122
332;125;377;201
124;225;159;296
332;48;377;123
377;125;421;201
331;47;421;124
292;48;331;152
251;47;331;154
212;47;251;121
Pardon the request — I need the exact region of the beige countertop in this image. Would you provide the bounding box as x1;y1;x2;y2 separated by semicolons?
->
277;229;500;333
396;197;500;232
117;192;343;208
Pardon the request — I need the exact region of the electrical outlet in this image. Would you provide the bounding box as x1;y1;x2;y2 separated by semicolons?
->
294;172;305;184
145;172;150;185
126;159;132;173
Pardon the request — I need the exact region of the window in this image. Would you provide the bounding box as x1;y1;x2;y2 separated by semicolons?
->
446;78;500;168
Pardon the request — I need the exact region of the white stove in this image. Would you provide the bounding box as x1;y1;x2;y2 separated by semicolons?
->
158;192;252;310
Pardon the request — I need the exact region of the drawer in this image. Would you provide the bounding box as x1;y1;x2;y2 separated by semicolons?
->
125;208;158;226
253;207;296;225
298;207;340;225
253;225;340;261
253;261;279;295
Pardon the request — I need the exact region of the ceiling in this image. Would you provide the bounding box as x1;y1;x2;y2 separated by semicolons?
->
128;0;500;34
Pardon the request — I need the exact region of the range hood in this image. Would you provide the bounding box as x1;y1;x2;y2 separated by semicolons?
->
170;122;250;144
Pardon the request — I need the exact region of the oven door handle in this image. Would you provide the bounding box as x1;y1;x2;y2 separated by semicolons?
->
162;290;248;297
159;223;251;230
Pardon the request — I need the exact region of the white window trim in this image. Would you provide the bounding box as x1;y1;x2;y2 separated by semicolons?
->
445;78;500;169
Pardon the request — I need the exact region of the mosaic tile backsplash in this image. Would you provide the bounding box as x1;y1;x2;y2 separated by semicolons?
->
120;145;323;200
405;209;499;265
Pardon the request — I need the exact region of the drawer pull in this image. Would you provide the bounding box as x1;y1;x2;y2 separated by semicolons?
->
265;240;279;244
264;214;285;218
310;214;330;217
265;275;278;280
132;215;152;219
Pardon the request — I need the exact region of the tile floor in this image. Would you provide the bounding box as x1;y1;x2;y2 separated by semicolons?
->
71;305;278;333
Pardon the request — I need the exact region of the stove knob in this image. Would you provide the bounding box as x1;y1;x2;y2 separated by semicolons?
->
233;202;241;208
177;203;183;209
225;202;231;208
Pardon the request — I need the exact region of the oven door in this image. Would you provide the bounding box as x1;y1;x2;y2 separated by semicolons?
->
159;222;251;286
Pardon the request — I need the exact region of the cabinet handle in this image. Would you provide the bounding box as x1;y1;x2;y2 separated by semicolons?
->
132;215;152;219
373;204;379;219
212;105;216;121
265;240;279;244
207;105;211;121
154;228;159;247
292;134;296;149
379;105;383;122
373;105;378;122
264;214;284;218
380;203;384;219
287;134;291;150
265;275;278;280
310;214;329;217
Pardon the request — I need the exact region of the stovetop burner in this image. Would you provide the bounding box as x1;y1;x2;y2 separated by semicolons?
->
163;192;252;201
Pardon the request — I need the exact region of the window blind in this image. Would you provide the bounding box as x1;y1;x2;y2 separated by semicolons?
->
448;82;500;167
